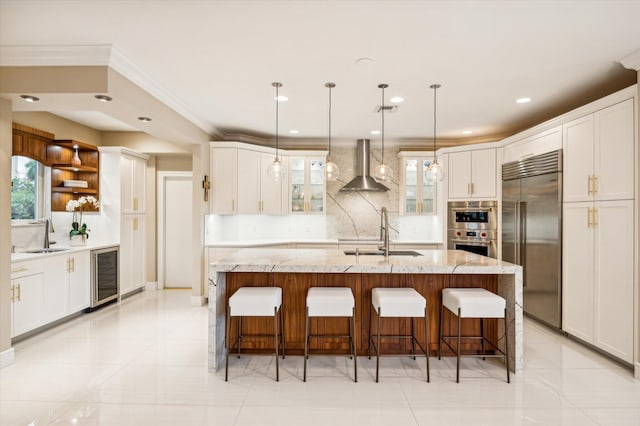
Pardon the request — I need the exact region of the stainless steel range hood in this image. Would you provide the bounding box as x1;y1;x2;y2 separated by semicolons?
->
340;139;389;192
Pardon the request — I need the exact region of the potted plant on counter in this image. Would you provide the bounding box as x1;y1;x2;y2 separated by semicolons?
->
66;195;100;246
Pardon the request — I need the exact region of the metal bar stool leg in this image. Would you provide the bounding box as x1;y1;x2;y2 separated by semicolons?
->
504;308;510;383
237;316;242;358
368;303;373;359
304;307;309;382
411;318;416;360
424;307;430;382
274;306;279;382
352;307;358;382
225;305;231;382
438;303;444;360
376;307;381;383
481;317;486;360
280;307;285;359
456;307;462;383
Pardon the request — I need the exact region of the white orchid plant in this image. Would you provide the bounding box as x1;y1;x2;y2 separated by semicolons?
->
65;195;100;238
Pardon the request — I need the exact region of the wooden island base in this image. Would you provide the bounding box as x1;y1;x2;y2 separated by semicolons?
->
225;272;499;356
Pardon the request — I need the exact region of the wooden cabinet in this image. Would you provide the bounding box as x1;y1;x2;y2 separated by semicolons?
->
211;147;237;214
10;259;45;338
398;154;436;215
563;99;635;203
289;156;325;214
563;200;634;363
11;123;52;165
48;140;100;212
448;148;496;199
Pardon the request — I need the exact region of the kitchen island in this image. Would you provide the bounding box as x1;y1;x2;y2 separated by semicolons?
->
208;248;523;372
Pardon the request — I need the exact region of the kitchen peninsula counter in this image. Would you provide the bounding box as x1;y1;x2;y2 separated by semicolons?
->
208;248;522;373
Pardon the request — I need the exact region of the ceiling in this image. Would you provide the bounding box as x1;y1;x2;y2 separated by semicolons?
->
1;0;639;148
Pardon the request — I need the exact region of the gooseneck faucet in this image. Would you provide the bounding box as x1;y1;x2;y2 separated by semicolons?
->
379;206;390;258
44;218;50;249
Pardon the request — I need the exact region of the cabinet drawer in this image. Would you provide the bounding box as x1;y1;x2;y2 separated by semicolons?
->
11;259;44;279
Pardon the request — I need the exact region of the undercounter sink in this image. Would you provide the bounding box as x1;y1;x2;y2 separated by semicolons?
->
24;248;71;254
343;249;422;256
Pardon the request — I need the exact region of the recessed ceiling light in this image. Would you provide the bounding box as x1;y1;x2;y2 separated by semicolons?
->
516;97;531;104
73;144;79;149
390;96;404;103
94;94;112;102
371;130;381;135
275;95;288;102
137;116;152;122
289;129;299;134
355;57;373;66
462;130;473;135
20;95;39;102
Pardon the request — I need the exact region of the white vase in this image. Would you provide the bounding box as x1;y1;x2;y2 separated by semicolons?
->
70;234;87;246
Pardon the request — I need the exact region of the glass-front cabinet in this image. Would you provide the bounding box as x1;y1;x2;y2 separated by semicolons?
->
399;154;436;215
290;156;326;214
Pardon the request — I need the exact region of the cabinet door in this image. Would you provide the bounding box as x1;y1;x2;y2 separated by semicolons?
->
43;255;68;323
119;216;134;295
470;149;496;198
594;99;635;201
120;155;135;213
68;251;91;313
260;152;284;214
12;274;44;337
448;151;471;199
563;115;594;202
402;158;419;214
130;215;146;292
236;149;261;214
211;148;237;214
593;200;634;362
132;156;146;212
308;158;325;213
562;202;595;343
290;158;306;213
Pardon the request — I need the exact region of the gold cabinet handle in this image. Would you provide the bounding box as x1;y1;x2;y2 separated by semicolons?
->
133;197;139;211
587;207;592;228
232;199;235;212
470;182;474;195
10;285;15;303
593;207;598;227
66;258;71;273
587;176;592;196
71;257;75;273
16;284;21;302
592;175;598;195
133;217;139;231
11;267;28;274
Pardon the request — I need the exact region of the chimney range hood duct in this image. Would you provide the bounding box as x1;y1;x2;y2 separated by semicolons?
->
340;139;390;192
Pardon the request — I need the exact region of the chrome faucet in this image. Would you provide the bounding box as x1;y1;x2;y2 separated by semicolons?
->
379;206;390;258
44;218;50;249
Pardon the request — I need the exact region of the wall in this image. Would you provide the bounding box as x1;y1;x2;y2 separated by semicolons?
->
206;145;444;243
157;155;192;171
12;112;101;146
101;131;192;154
0;99;12;363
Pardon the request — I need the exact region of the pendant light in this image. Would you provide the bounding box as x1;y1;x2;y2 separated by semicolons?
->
267;82;287;181
324;82;340;181
424;83;445;183
373;83;393;182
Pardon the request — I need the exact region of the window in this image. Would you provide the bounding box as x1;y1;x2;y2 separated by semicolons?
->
11;156;44;220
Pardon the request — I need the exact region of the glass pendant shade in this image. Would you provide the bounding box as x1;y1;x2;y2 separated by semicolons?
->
374;162;393;182
267;157;287;182
424;160;444;183
325;159;340;181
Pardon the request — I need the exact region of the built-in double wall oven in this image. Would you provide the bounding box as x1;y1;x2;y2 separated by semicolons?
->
447;201;497;258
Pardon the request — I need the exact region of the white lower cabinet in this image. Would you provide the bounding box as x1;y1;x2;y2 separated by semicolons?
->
11;260;44;338
562;199;634;362
68;251;91;313
42;251;91;327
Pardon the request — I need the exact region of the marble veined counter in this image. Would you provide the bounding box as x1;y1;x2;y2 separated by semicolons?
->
208;249;523;373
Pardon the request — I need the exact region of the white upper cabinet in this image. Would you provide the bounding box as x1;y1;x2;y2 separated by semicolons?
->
289;156;325;214
236;149;261;214
120;153;147;213
448;148;496;199
260;152;287;215
563;98;635;202
211;147;237;214
502;126;562;164
398;154;436;215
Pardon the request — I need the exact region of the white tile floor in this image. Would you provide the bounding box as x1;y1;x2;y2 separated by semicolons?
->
1;289;638;426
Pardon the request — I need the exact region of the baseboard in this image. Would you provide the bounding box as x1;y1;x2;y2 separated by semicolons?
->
0;347;15;369
635;362;640;380
191;295;207;306
145;281;159;291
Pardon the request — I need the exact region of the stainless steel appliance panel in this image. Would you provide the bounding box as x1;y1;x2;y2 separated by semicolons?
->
501;149;562;330
448;200;497;230
90;246;120;308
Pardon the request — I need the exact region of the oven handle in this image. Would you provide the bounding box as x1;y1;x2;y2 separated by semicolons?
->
450;239;492;246
451;208;495;214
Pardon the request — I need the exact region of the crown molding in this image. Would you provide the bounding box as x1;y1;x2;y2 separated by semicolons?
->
0;44;223;139
619;48;640;71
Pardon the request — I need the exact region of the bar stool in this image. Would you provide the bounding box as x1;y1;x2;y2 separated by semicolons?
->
438;287;510;383
368;288;430;383
304;287;357;382
225;287;285;382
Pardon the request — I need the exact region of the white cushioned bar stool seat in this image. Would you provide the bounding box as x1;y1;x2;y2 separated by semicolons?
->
304;287;357;382
369;288;430;382
225;287;284;382
439;288;510;383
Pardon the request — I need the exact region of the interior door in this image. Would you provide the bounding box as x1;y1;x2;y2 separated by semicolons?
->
162;174;193;288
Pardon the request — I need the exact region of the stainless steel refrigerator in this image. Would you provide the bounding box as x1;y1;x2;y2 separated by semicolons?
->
502;150;562;329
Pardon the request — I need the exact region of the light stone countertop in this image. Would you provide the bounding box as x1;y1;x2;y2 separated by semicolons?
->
209;248;520;275
11;242;119;262
206;239;442;248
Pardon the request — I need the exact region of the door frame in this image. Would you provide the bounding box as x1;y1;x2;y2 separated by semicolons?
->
157;171;193;290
